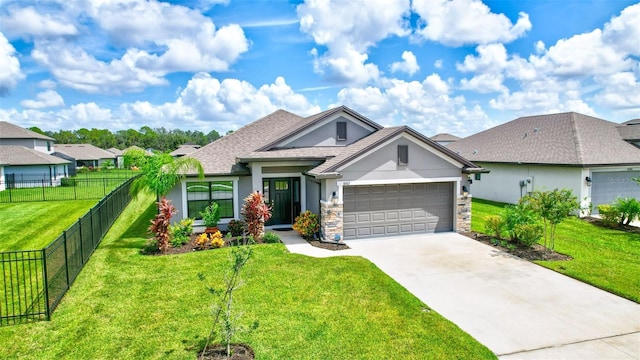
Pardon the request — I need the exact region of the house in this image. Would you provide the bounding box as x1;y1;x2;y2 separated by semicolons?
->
53;144;117;174
430;133;461;146
447;112;640;214
0;121;70;188
166;106;484;240
0;145;70;188
106;148;125;168
170;144;201;158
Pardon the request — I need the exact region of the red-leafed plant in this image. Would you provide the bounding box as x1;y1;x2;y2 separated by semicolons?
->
149;198;176;253
240;191;272;242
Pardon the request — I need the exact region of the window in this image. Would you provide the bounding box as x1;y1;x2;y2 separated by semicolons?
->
46;142;51;151
398;145;409;165
187;181;234;219
337;121;347;141
475;173;481;181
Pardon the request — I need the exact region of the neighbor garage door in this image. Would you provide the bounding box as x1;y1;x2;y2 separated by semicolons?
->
343;182;454;240
592;171;640;213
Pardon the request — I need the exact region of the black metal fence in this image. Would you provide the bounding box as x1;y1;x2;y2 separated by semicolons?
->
0;172;137;203
0;177;136;326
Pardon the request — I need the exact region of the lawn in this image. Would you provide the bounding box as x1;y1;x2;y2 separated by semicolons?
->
471;198;640;303
0;200;98;251
0;194;495;359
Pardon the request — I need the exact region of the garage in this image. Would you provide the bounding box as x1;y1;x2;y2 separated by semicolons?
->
592;171;640;213
343;182;454;240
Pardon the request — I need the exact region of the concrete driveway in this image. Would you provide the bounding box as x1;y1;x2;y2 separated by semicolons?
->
282;231;640;359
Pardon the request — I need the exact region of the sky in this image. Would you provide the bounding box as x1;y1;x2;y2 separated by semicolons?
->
1;0;639;138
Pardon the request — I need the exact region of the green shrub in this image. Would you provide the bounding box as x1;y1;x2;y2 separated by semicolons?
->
597;204;619;227
227;219;246;237
200;203;221;228
262;231;281;244
514;223;543;247
503;203;538;242
169;218;194;247
293;210;320;239
613;197;640;225
61;177;77;187
484;215;505;239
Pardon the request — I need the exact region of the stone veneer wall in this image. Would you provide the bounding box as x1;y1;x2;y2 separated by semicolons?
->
320;200;343;241
456;194;472;233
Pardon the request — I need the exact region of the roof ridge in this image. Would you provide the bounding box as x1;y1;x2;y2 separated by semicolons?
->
568;113;584;164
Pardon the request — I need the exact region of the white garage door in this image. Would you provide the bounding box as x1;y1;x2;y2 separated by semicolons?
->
343;182;454;240
592;171;640;213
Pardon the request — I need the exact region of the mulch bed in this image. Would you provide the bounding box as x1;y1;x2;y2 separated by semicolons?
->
141;233;246;256
462;232;572;261
307;239;350;251
582;216;640;233
198;343;255;360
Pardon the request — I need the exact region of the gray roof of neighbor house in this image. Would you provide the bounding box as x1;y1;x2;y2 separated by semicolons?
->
0;145;70;165
430;133;461;142
55;144;116;161
107;147;124;156
187;106;481;177
618;120;640;141
447;112;640;166
0;121;54;141
170;144;201;157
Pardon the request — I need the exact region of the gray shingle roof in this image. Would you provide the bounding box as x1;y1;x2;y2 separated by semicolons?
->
55;144;116;161
187;109;305;175
0;121;54;140
170;144;201;157
618;122;640;141
238;147;344;162
0;145;70;165
107;147;124;155
447;112;640;166
430;133;461;142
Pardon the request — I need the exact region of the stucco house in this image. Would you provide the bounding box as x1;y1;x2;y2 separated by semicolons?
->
53;144;117;174
0;121;70;188
106;148;125;168
166;106;484;240
447;112;640;214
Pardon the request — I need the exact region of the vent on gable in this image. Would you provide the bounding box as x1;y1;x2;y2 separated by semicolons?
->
337;121;347;141
398;145;409;165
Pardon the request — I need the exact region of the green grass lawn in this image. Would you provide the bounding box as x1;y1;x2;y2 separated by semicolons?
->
472;198;640;303
0;200;98;251
0;194;495;359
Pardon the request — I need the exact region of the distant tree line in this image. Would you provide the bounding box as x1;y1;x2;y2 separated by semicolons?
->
28;126;222;152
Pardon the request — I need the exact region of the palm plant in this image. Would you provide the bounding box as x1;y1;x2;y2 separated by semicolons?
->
130;153;204;199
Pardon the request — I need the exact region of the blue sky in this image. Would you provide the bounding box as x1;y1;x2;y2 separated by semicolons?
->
1;0;639;138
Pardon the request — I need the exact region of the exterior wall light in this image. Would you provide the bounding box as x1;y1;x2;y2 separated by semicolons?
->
585;176;592;186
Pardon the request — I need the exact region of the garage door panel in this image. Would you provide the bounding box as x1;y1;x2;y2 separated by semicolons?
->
343;182;453;240
592;171;640;214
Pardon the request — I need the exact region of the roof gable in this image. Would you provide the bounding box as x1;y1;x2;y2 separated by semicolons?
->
55;144;116;160
447;112;640;166
0;121;54;141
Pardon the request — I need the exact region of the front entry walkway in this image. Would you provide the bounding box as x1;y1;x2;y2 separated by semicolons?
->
281;232;640;359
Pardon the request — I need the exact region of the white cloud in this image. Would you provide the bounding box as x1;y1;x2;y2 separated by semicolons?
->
335;74;490;136
20;90;65;109
297;0;410;84
1;74;319;133
0;32;24;96
594;72;640;110
412;0;531;46
38;79;57;89
390;51;419;76
602;3;640;56
460;73;507;93
0;6;78;39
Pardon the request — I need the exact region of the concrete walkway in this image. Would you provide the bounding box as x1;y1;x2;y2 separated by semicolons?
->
280;231;640;359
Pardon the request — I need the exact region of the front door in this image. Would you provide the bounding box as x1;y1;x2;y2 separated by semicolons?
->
264;177;301;226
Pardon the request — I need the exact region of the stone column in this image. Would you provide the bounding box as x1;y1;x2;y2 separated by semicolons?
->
320;200;344;242
456;194;472;233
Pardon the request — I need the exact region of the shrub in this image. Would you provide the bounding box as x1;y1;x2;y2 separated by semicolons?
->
209;231;224;248
598;204;621;227
514;223;543;247
195;233;210;250
148;198;176;253
61;177;77;187
200;203;221;229
613;197;640;225
170;218;194;247
503;203;537;242
484;215;505;239
227;220;246;237
293;210;320;239
241;191;272;241
262;231;281;244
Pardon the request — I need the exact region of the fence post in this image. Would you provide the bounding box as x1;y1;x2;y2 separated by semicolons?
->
41;249;51;321
78;218;84;264
62;231;70;292
42;180;46;201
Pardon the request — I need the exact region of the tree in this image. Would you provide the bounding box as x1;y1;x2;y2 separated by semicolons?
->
129;152;204;199
522;189;579;251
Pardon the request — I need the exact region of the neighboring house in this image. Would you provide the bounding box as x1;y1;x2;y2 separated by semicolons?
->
0;121;55;154
447;112;640;214
53;144;117;175
106;148;125;168
430;133;461;146
170;144;201;158
166;106;484;240
0;145;70;188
